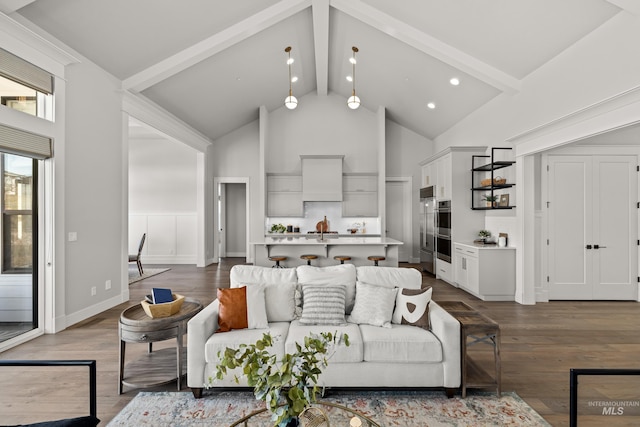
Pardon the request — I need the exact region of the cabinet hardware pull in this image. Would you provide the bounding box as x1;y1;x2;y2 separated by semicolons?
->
140;334;148;341
585;245;592;249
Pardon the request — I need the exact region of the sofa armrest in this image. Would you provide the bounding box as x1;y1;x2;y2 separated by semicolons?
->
429;301;461;388
187;299;219;388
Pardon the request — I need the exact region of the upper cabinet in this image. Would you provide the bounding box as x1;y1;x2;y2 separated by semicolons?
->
301;155;344;201
421;153;452;200
266;174;303;217
342;173;378;217
471;147;515;210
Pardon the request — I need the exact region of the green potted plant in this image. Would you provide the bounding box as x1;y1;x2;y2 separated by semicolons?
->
482;194;498;207
478;229;492;244
213;331;349;427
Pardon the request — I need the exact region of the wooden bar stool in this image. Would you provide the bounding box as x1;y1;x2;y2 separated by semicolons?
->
269;256;287;268
367;255;385;266
300;254;318;266
333;255;351;265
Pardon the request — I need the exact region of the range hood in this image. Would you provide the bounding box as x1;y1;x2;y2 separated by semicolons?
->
301;155;344;201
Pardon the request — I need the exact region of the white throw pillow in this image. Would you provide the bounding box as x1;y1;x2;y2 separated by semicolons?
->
245;284;269;329
392;287;432;330
264;282;297;322
347;281;398;328
299;284;347;325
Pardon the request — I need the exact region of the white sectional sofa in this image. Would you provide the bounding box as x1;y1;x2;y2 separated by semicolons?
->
187;264;461;398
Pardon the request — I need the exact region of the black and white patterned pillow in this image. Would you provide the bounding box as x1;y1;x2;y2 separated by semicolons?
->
392;287;432;329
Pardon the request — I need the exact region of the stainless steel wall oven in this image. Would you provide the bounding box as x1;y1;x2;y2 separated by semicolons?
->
435;200;452;262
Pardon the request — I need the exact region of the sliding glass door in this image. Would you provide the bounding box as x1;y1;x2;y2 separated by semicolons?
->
0;153;36;343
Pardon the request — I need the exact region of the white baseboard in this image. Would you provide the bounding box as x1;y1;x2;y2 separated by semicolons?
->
142;255;196;264
64;293;128;329
225;252;246;258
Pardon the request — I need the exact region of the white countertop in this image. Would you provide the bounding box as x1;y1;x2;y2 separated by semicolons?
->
455;241;515;250
255;236;403;245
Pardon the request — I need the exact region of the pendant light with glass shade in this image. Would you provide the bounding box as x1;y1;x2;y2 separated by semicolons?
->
284;46;297;109
347;46;360;109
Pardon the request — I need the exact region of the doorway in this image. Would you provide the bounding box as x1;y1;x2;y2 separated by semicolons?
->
215;178;250;263
385;178;412;263
546;154;638;300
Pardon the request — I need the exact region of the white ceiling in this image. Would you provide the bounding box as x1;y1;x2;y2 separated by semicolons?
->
2;0;622;141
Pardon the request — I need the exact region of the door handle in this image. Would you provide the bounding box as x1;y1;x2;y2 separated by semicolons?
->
594;245;607;249
585;245;592;249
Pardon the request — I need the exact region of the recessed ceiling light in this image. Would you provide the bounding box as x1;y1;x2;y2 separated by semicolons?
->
427;102;436;109
291;76;298;83
346;75;353;82
450;77;460;86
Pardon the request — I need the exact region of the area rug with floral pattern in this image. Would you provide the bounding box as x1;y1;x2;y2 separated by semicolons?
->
107;390;551;426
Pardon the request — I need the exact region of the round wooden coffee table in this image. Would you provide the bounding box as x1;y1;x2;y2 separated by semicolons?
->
118;298;203;394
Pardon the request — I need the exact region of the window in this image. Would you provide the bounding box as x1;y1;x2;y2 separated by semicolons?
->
2;154;35;273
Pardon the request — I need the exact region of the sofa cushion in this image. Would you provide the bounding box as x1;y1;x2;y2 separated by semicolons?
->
216;286;268;332
392;287;432;330
299;284;346;325
230;265;298;288
355;266;422;290
347;282;397;328
205;321;291;366
297;264;357;313
286;320;363;363
359;324;443;363
231;265;298;322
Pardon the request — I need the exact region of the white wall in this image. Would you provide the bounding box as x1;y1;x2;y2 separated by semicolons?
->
128;137;198;264
267;93;378;173
63;60;124;317
211;120;261;259
385;120;434;261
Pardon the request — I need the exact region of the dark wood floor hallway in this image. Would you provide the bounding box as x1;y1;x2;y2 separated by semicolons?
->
1;258;639;426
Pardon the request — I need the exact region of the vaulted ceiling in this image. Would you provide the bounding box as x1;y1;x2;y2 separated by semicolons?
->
1;0;623;142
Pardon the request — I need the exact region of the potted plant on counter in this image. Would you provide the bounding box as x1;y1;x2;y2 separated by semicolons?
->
478;229;492;244
213;331;349;427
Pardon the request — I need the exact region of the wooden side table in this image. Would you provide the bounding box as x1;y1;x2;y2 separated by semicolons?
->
118;298;203;394
437;300;501;397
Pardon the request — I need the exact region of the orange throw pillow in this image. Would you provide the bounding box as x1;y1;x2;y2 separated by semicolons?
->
217;287;248;332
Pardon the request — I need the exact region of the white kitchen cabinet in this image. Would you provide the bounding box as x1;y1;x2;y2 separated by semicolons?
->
421;163;434;188
435;153;452;200
436;258;453;285
266;174;302;217
342;174;378;217
453;243;515;301
301;155;343;201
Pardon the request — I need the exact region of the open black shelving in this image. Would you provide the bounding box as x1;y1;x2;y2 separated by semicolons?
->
471;147;515;210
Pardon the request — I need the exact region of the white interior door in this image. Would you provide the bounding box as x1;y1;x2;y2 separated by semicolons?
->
592;157;637;299
548;155;637;300
386;180;411;262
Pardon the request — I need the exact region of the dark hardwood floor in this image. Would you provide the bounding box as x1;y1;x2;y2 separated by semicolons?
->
1;259;639;426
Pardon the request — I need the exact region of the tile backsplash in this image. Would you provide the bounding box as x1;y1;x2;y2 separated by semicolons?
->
484;215;517;247
267;201;380;234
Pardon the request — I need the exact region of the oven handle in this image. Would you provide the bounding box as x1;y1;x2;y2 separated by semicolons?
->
436;233;451;240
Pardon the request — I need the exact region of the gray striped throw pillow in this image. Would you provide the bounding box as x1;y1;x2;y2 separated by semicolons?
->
299;284;347;325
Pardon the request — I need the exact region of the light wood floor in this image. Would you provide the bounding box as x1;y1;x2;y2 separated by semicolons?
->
1;259;639;426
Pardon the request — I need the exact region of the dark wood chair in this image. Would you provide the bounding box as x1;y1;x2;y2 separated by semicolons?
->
128;233;146;276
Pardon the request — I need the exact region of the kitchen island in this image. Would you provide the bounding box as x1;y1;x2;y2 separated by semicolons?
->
253;235;403;267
